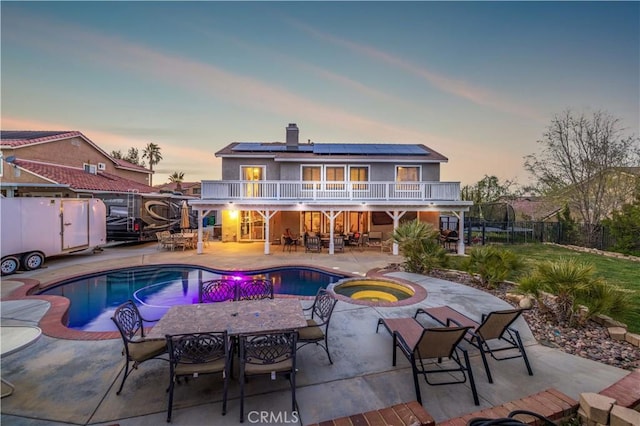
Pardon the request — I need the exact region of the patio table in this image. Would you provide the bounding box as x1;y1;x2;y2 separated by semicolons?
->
147;298;307;338
1;325;42;398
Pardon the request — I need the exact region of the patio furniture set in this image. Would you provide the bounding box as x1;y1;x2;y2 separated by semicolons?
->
156;231;206;251
110;282;338;423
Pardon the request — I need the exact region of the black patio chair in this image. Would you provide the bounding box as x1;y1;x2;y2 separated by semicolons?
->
111;300;168;395
237;278;274;301
297;288;338;364
165;331;232;422
239;331;298;423
199;278;237;303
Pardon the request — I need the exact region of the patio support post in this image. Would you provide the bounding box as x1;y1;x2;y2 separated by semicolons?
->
322;210;342;254
386;210;406;256
255;210;278;255
457;210;465;255
197;208;203;254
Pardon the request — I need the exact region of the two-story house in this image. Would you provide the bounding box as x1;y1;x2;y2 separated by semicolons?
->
0;130;154;197
190;123;472;255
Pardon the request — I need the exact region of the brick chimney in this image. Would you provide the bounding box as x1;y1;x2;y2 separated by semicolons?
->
286;123;299;150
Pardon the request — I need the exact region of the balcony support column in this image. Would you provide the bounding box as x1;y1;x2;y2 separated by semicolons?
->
255;209;278;254
457;210;465;255
322;210;342;254
386;211;406;256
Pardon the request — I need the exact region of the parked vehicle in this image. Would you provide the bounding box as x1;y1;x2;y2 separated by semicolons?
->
98;192;196;242
0;198;107;275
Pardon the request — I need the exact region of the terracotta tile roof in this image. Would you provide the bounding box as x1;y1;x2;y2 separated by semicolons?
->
13;159;156;193
0;130;83;147
1;130;151;174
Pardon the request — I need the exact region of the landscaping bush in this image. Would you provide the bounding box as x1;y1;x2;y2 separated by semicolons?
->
516;257;635;326
392;220;448;274
462;245;526;288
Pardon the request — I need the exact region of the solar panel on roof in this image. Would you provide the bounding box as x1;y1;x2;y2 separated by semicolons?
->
313;144;427;155
232;143;312;152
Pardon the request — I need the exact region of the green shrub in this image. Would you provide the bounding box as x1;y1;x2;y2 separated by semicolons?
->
392;220;448;274
462;245;526;288
516;257;636;326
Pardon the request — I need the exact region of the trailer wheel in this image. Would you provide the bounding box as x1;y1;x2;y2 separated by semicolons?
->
22;252;44;271
1;256;20;275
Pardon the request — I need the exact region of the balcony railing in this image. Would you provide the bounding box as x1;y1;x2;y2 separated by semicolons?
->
201;181;462;202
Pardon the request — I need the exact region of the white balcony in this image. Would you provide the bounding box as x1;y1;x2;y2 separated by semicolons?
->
200;180;462;203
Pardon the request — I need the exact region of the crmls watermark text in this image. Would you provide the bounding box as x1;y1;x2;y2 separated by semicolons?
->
247;411;300;424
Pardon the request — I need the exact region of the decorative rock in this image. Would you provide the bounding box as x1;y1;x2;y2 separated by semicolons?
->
505;292;522;303
610;404;640;426
579;392;616;425
624;333;640;347
609;327;627;341
519;296;533;309
577;408;602;426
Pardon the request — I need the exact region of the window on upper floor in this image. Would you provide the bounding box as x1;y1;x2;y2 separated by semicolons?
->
302;165;322;190
192;187;201;195
395;165;421;191
325;166;345;190
349;166;369;190
84;163;97;175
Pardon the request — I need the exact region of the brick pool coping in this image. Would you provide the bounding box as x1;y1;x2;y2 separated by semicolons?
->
2;263;419;341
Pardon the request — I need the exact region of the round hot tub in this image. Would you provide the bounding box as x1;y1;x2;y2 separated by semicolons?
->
330;277;425;306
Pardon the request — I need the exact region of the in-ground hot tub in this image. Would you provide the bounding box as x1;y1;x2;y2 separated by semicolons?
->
329;277;426;306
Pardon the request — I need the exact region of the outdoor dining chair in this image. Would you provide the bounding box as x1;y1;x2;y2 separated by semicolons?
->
111;300;168;395
332;236;345;253
376;317;479;406
297;288;338;364
305;236;322;253
415;307;533;383
238;331;298;423
199;278;237;303
237;278;274;301
165;331;232;422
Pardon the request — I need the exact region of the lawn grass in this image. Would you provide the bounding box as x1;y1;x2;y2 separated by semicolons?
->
448;243;640;333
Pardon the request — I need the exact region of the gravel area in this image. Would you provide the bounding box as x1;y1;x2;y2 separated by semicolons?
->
429;269;640;371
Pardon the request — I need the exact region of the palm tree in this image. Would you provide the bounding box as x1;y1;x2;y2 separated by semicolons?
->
142;143;163;185
169;171;185;193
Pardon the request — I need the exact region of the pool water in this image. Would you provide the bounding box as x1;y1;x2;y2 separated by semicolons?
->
40;265;346;332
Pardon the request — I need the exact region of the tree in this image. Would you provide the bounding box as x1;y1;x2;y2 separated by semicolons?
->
602;184;640;256
524;109;640;246
461;175;518;204
142;143;163;186
391;220;448;273
110;150;123;159
125;147;142;166
169;171;185;193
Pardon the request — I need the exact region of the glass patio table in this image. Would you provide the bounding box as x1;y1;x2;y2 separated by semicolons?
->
147;298;307;338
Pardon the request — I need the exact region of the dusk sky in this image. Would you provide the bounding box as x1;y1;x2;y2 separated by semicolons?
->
1;2;638;186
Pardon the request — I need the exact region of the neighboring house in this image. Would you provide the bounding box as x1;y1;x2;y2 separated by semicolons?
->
0;130;154;197
191;123;472;255
155;182;202;197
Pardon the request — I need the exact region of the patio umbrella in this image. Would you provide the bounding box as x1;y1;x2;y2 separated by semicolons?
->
180;200;190;231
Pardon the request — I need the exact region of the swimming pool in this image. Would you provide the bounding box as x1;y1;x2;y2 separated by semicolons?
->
39;265;346;332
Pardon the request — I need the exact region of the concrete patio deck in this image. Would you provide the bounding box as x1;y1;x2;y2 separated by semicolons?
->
0;241;631;425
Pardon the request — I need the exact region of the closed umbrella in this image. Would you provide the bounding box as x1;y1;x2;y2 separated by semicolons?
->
180;201;190;231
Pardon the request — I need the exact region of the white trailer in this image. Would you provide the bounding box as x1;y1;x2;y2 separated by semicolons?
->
0;198;107;275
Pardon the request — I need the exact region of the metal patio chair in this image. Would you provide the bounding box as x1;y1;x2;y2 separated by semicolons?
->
237;278;274;301
111;300;168;395
199;278;237;303
165;331;232;422
297;288;338;364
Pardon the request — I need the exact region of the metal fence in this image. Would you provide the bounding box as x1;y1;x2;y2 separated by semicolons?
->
459;220;617;250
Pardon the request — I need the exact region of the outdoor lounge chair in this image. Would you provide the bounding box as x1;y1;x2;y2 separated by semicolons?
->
305;235;322;253
237;278;274;300
376;317;479;406
111;300;168;395
199;279;237;303
414;306;533;383
239;331;298;423
297;288;338;364
165;331;231;422
282;235;298;252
